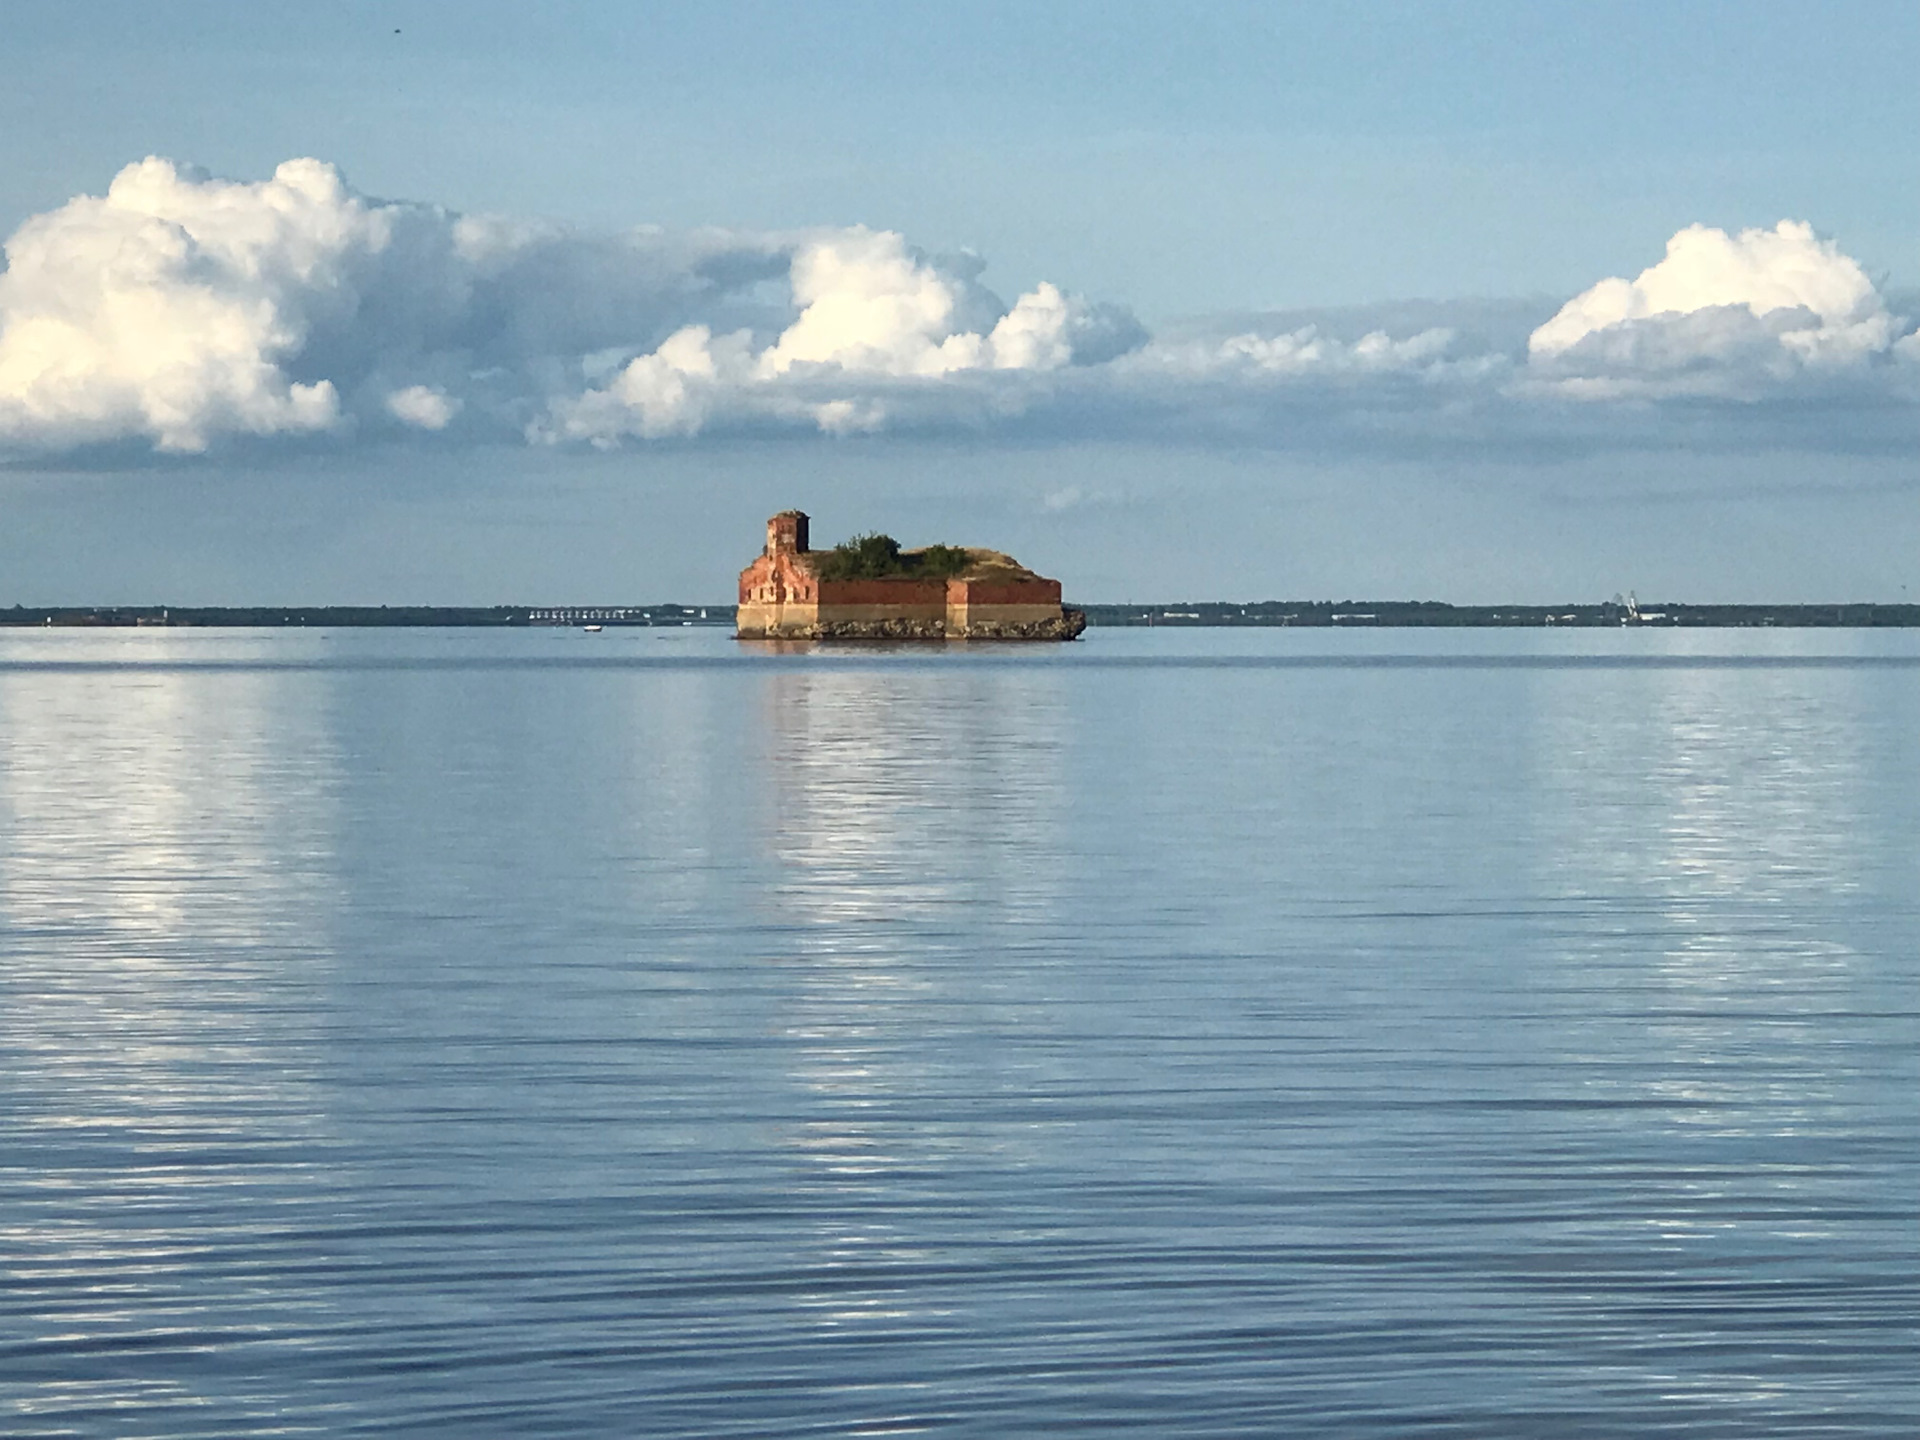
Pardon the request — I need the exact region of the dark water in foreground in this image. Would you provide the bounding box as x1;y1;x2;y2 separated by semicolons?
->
2;628;1916;1438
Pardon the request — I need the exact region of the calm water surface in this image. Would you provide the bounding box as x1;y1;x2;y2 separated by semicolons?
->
2;627;1916;1437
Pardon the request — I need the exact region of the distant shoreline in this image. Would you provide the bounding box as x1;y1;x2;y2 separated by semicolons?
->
9;601;1920;629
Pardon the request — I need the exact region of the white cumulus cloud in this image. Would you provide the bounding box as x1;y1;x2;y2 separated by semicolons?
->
0;161;1147;454
386;384;461;430
0;156;800;455
757;229;1000;377
537;228;1145;442
539;325;755;443
1527;221;1902;395
1212;325;1458;375
6;156;1920;465
0;157;363;451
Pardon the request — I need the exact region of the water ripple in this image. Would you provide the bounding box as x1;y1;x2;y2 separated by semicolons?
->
2;629;1915;1436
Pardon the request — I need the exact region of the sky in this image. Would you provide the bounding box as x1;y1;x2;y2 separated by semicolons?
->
5;1;1920;604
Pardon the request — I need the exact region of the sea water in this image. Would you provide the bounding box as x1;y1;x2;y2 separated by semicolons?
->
2;626;1916;1437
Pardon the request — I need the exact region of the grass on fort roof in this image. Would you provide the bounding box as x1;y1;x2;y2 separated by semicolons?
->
808;533;1038;583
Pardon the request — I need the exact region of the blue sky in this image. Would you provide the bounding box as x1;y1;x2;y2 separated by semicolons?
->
5;2;1920;602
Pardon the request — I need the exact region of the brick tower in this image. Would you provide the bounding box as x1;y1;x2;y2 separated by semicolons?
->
767;510;809;557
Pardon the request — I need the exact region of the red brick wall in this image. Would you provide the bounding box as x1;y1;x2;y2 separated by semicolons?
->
738;551;819;603
948;578;1062;606
817;577;947;606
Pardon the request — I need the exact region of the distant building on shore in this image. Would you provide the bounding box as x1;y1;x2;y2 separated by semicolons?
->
736;511;1086;641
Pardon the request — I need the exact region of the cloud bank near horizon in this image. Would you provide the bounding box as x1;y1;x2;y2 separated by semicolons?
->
4;156;1920;462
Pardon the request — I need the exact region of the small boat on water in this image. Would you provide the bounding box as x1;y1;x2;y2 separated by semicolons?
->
582;623;603;632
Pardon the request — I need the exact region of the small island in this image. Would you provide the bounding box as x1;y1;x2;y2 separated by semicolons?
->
736;511;1087;641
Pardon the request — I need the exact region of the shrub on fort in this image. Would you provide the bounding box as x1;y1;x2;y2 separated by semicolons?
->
813;533;902;579
914;544;972;578
813;534;972;581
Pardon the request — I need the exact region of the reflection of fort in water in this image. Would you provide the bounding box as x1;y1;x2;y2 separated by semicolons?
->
762;662;1071;921
755;661;1071;1220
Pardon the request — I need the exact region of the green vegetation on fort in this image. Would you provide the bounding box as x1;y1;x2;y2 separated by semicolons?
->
810;533;973;581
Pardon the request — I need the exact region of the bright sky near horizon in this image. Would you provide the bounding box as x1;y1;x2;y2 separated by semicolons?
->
6;1;1920;604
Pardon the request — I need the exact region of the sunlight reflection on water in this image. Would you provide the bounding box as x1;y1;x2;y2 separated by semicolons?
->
1;627;1915;1437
